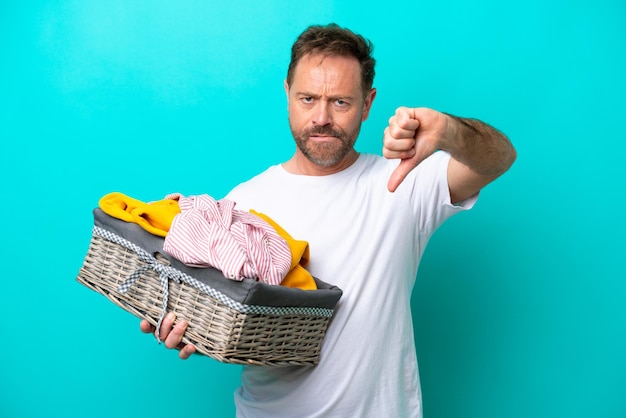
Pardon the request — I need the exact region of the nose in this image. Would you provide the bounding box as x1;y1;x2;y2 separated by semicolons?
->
312;101;332;126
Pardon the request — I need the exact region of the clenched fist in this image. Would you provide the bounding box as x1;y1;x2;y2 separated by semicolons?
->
383;107;448;192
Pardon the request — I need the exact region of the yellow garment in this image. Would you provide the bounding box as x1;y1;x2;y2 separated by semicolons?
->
251;210;317;290
99;192;181;237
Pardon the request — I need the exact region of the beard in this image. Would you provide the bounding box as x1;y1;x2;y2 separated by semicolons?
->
289;122;361;167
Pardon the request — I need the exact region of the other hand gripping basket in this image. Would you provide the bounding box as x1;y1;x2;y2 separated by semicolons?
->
76;208;343;367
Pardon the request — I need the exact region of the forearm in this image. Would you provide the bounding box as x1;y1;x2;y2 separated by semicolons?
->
442;113;516;177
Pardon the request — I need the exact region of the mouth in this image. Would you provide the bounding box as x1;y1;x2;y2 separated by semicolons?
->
309;134;337;141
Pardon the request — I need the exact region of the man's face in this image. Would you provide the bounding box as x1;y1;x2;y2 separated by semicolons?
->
285;53;375;168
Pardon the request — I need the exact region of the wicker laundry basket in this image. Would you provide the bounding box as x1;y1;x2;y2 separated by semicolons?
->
76;208;343;367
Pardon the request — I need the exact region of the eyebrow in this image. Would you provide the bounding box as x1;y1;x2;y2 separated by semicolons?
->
294;90;358;101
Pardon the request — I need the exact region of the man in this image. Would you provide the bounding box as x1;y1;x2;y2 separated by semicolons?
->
141;23;516;417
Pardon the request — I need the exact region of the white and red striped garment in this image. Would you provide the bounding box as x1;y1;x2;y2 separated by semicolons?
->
162;193;291;285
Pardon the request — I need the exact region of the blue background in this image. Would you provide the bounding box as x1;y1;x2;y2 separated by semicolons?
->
1;1;625;417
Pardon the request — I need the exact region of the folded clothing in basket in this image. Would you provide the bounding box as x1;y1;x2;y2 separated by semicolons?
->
99;192;317;290
93;207;340;309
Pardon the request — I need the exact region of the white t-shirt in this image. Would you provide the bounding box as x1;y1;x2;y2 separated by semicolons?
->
225;152;476;418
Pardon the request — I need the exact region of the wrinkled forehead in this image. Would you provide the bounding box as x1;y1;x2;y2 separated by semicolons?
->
290;53;363;95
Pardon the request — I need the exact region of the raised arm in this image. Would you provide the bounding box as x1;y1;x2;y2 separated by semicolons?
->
383;107;516;203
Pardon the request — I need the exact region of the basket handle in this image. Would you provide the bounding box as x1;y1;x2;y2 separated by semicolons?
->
117;251;185;343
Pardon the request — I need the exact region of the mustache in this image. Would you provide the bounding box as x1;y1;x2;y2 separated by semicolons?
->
304;126;346;139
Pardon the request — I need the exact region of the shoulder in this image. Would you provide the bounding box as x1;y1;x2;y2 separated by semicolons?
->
229;165;281;191
225;165;283;210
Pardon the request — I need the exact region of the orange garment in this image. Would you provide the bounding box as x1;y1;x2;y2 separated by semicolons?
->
99;192;181;237
251;210;317;290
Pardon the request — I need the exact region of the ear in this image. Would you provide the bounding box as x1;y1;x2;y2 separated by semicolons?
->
284;79;290;103
361;88;377;121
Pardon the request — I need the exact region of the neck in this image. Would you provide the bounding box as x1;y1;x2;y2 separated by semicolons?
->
283;149;359;176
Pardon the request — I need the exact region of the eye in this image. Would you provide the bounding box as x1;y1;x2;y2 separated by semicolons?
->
335;99;348;107
301;97;314;104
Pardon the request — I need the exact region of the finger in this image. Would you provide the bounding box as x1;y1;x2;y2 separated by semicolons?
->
159;312;176;340
139;319;156;334
387;159;418;192
387;125;417;141
164;319;188;349
387;142;435;192
388;116;419;141
383;135;416;153
179;344;197;360
382;127;416;159
394;107;420;131
383;146;415;161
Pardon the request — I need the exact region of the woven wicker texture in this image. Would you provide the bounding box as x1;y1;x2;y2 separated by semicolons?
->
77;233;332;366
